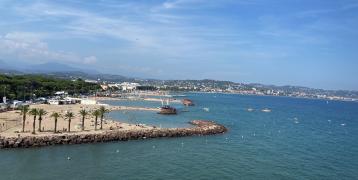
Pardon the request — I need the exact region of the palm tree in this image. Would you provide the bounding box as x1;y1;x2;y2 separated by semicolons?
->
92;110;101;131
79;109;89;131
20;105;29;132
64;111;74;132
29;108;39;134
50;112;61;133
37;109;47;132
99;106;109;130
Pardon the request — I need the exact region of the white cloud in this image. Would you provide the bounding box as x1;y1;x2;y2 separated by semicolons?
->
0;32;96;64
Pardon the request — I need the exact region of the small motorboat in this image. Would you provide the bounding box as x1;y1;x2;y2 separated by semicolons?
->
261;108;271;112
247;108;254;112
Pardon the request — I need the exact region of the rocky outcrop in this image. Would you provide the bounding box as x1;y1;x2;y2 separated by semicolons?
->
0;120;227;149
182;99;194;106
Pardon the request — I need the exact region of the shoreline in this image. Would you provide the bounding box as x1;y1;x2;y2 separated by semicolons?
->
0;102;227;149
91;91;357;103
0;120;227;149
92;96;182;103
185;91;358;103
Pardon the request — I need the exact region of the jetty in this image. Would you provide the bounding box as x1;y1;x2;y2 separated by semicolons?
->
0;120;227;149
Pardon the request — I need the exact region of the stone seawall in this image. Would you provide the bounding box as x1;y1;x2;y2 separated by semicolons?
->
0;120;227;149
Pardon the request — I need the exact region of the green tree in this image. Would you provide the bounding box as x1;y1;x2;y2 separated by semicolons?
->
37;109;47;132
92;110;101;131
20;105;30;132
79;109;89;131
28;108;39;134
64;111;74;132
99;106;109;130
50;112;61;133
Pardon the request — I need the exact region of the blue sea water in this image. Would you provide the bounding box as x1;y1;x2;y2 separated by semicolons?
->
1;93;358;180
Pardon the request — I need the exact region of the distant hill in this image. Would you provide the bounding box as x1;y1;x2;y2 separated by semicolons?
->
26;62;80;73
0;60;99;74
25;62;100;74
0;59;14;70
45;71;137;82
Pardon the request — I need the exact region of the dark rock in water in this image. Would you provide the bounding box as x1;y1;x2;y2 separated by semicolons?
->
182;99;195;106
0;120;227;149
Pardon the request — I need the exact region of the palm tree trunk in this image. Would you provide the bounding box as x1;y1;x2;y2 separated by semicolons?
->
38;119;42;132
68;118;71;132
100;114;103;130
39;120;42;132
32;116;36;134
22;115;26;132
95;116;98;130
82;116;85;131
54;118;57;133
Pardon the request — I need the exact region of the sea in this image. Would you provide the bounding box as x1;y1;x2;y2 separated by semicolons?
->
1;93;357;180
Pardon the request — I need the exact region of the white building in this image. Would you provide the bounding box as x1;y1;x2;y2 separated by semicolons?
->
108;83;121;88
54;91;68;97
11;100;23;108
48;99;60;105
85;79;98;83
120;82;140;91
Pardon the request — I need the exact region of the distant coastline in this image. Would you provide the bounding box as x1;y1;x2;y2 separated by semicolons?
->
190;91;358;103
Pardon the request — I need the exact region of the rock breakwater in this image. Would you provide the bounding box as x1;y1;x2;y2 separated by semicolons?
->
0;120;227;149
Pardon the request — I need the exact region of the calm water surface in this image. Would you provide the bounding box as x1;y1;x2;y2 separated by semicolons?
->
1;93;357;179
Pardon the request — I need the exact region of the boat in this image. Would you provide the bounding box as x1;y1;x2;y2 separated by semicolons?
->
203;107;210;112
158;99;177;115
247;108;254;112
261;108;271;112
182;99;194;106
159;105;177;115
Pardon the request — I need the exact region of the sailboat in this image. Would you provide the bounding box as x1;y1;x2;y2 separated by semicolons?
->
158;99;177;115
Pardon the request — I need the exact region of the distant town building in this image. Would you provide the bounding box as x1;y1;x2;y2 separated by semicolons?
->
11;100;23;108
54;91;68;97
85;79;98;83
100;85;109;91
120;82;140;92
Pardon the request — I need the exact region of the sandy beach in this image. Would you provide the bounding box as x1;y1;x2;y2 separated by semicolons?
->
0;104;157;138
0;103;227;149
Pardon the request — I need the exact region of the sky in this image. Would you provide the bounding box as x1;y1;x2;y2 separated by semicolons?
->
0;0;358;90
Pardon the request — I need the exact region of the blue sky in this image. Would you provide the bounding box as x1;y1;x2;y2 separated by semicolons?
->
0;0;358;90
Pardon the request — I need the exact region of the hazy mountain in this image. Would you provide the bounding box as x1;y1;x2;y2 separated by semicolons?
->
26;62;81;73
0;59;14;70
0;60;99;74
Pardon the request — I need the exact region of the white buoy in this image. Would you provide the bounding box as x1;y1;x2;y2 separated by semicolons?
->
116;149;119;153
67;157;71;160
